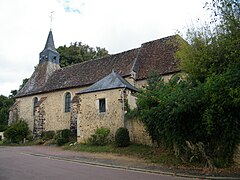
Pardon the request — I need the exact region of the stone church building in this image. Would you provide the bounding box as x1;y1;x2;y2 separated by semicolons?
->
9;30;180;145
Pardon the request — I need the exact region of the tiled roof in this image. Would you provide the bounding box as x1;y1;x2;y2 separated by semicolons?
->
42;48;139;92
16;35;181;98
77;70;139;94
135;35;180;80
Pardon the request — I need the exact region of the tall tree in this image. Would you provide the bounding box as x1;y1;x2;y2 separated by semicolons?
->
57;42;109;67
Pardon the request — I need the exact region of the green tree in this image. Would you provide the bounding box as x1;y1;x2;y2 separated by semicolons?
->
57;42;109;67
129;0;240;167
19;78;29;90
4;120;30;143
0;95;14;131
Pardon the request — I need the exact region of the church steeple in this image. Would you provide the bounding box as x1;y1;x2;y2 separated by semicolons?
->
39;30;60;64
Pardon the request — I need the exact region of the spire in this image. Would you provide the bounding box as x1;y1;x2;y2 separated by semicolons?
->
44;30;56;51
39;30;60;64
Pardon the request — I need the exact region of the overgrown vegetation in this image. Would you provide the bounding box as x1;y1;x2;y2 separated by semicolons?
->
127;0;240;168
64;143;181;166
115;127;130;147
41;130;55;141
4;120;30;143
56;129;72;146
88;127;110;146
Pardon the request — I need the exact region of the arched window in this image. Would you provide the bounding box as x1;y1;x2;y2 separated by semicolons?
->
33;97;38;115
65;92;71;112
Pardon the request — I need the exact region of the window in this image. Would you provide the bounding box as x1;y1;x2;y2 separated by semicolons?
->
33;97;38;115
99;98;106;113
65;92;71;112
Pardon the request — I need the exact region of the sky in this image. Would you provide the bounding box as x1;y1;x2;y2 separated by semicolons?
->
0;0;210;97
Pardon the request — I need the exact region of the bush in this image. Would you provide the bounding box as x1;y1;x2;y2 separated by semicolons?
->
56;129;71;146
41;131;55;141
0;124;7;132
88;127;110;146
115;127;130;147
4;120;30;143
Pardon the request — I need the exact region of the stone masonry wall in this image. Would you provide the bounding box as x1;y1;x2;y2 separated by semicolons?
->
70;96;79;136
33;102;46;137
77;89;125;143
8;101;20;125
126;119;152;146
16;87;83;133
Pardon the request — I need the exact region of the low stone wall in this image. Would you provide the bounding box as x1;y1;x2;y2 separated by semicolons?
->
0;132;4;141
234;145;240;166
126;119;152;146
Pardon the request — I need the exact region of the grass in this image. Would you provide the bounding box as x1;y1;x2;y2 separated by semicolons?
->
63;143;181;166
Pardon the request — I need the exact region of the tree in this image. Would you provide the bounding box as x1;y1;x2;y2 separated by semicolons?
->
4;120;30;143
129;0;240;167
19;78;29;90
57;42;109;67
0;95;14;131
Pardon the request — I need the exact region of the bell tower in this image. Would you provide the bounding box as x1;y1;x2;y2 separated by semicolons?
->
39;30;60;64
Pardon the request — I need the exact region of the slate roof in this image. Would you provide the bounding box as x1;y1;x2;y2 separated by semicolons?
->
42;30;58;53
16;35;181;98
77;70;139;94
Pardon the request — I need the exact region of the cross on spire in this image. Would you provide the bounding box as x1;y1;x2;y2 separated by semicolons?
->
50;11;54;30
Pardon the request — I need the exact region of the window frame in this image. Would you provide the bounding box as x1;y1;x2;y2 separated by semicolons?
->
64;92;71;113
33;97;38;115
99;98;106;113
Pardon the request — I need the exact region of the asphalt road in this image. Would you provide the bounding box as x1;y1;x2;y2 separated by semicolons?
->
0;146;188;180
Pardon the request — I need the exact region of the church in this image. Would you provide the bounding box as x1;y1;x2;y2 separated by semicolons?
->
9;30;181;145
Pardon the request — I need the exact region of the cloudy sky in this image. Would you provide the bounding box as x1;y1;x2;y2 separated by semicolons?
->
0;0;210;96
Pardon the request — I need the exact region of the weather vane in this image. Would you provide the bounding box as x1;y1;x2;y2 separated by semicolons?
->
50;11;54;30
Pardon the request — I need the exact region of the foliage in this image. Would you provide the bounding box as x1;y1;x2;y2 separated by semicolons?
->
57;42;109;68
115;127;130;147
88;127;110;146
18;78;29;91
131;0;240;167
4;120;30;143
56;129;71;146
41;130;55;141
0;95;15;131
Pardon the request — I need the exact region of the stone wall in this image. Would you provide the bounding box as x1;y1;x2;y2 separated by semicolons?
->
77;89;125;143
126;119;152;146
70;96;79;136
33;97;47;137
8;101;20;125
0;132;4;141
16;87;83;133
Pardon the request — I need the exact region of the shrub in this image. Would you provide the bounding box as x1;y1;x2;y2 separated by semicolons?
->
0;124;7;132
115;127;130;147
4;120;30;143
56;129;71;146
41;131;55;141
88;127;110;146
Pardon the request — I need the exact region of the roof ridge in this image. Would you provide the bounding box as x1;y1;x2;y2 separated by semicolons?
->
141;34;178;46
60;47;140;71
77;70;138;94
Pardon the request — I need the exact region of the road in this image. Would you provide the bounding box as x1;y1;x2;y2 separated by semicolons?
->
0;146;188;180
